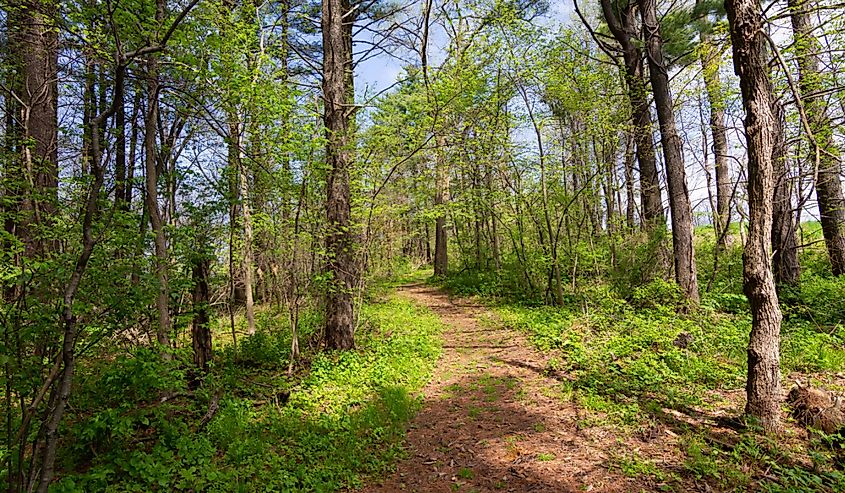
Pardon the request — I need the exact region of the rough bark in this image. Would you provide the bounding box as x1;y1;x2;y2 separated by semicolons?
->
322;0;355;350
641;0;700;304
191;252;212;372
726;0;784;433
600;0;664;228
5;0;59;258
788;0;845;275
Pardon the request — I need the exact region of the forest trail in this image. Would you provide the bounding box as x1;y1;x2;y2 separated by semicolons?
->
364;284;652;493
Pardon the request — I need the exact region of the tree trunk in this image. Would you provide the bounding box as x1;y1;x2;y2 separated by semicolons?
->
771;102;801;286
433;135;449;276
698;29;731;248
145;0;172;355
239;139;256;336
725;0;784;433
623;133;637;229
788;0;845;275
6;0;59;258
322;0;355;350
191;250;212;372
114;71;128;210
228;121;256;335
641;0;700;304
600;0;663;229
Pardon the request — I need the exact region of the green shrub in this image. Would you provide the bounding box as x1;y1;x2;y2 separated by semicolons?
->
53;296;443;492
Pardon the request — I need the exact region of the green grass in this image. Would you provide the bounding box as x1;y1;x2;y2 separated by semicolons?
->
433;228;845;492
51;295;443;492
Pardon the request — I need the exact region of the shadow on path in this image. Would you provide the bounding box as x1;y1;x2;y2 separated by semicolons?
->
362;284;661;493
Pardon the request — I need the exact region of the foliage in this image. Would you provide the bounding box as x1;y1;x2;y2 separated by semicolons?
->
435;223;845;491
49;296;442;492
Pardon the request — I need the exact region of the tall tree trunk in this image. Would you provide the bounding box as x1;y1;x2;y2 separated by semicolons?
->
234;122;256;336
641;0;700;304
698;28;731;248
487;162;501;271
726;0;784;433
434;135;449;276
322;0;355;350
145;0;172;355
788;0;845;275
600;0;664;229
126;89;142;209
771;102;801;286
114;72;128;210
6;0;59;258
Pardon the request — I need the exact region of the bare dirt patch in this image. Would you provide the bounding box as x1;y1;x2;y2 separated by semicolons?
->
362;283;670;492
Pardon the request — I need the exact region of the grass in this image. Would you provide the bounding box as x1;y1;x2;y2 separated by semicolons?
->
432;230;845;492
51;294;443;492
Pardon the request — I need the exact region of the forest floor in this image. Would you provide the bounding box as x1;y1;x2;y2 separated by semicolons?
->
364;283;667;493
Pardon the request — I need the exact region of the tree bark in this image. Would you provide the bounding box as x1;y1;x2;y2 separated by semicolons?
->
145;0;172;355
5;0;59;258
788;0;845;275
725;0;784;433
600;0;664;229
623;133;637;229
322;0;355;350
114;71;128;210
641;0;700;304
771;102;801;286
698;30;731;248
434;135;450;276
191;249;212;372
237;125;256;336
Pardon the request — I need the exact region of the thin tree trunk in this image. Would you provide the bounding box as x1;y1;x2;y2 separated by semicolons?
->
726;0;784;433
114;72;128;210
771;102;801;286
126;89;141;208
788;0;845;275
145;0;172;355
235;123;256;336
641;0;700;304
623;133;637;229
434;135;449;276
698;27;731;249
191;248;212;372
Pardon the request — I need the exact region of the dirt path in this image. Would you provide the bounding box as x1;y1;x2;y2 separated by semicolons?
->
363;284;655;493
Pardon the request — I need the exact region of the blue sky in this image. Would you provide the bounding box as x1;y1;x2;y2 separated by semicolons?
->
355;1;576;98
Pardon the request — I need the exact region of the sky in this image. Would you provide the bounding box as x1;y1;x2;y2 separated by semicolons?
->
354;1;577;98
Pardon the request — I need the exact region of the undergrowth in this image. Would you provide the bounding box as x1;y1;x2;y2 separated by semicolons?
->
51;294;442;492
435;233;845;492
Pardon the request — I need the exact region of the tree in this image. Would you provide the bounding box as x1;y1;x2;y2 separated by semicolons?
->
4;0;59;259
640;0;700;304
788;0;845;275
694;0;732;249
322;0;356;350
145;0;173;355
597;0;664;229
725;0;784;432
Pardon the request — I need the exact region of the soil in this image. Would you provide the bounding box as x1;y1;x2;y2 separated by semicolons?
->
362;283;681;493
